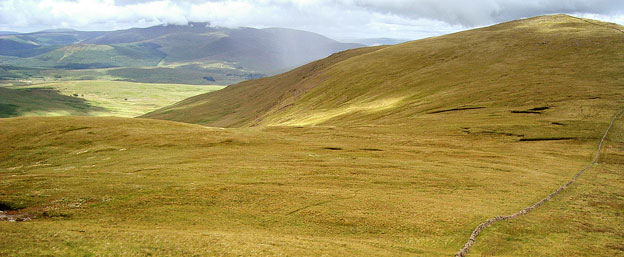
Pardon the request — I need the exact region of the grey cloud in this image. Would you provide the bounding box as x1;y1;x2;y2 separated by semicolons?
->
351;0;624;26
0;0;623;39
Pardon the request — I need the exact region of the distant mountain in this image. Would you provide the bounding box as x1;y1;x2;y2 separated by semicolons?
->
81;24;363;73
38;28;78;33
0;31;18;36
0;24;364;84
0;30;108;57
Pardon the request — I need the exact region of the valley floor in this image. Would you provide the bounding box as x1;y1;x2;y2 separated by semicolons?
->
0;80;221;118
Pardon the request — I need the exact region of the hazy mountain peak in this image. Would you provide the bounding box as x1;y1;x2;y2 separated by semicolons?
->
187;21;211;27
38;28;78;33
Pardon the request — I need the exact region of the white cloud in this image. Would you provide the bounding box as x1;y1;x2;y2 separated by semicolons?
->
0;0;623;40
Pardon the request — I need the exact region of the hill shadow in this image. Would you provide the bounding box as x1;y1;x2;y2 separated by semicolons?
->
0;87;107;117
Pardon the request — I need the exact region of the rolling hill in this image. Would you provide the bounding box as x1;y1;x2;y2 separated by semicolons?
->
144;14;624;128
2;14;624;256
0;24;363;84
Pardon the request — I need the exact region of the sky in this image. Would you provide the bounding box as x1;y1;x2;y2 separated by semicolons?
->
1;0;624;41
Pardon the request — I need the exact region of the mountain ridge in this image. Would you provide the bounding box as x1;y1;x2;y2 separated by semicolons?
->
0;24;364;84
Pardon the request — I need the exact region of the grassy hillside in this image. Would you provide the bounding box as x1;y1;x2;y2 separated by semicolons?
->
0;81;221;117
144;14;624;129
2;15;624;256
142;46;387;127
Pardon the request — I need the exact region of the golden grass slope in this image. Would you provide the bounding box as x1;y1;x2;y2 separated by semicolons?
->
142;46;387;127
143;14;624;129
1;109;623;256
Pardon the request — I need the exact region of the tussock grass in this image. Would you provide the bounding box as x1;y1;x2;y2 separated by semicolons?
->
1;111;621;255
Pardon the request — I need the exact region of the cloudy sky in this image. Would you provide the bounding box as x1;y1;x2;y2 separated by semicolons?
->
1;0;624;40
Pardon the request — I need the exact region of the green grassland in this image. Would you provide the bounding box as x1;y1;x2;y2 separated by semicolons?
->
1;14;624;256
0;86;105;118
0;81;221;117
1;64;264;85
105;65;264;85
0;65;45;81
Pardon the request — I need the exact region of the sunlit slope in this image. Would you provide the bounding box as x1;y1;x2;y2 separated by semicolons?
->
142;46;387;127
144;15;624;128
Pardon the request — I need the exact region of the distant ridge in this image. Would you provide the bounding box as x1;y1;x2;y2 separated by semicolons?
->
37;28;78;33
0;24;364;84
